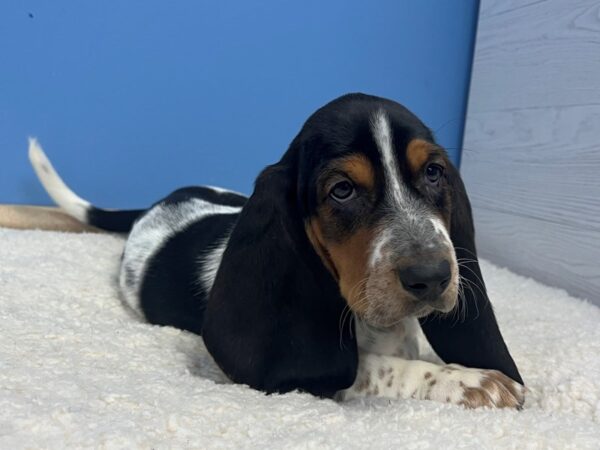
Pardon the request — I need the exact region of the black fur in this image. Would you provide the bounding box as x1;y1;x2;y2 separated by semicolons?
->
141;213;240;335
203;166;358;397
136;186;246;334
86;207;145;232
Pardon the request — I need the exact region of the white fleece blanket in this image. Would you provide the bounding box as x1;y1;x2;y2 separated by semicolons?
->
1;228;599;449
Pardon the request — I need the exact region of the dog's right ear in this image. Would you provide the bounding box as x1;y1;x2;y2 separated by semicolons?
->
202;162;358;398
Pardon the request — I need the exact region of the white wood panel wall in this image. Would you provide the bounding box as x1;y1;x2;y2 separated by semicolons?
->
461;0;600;305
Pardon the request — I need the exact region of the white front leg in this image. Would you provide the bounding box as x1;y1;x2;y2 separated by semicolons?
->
338;353;525;409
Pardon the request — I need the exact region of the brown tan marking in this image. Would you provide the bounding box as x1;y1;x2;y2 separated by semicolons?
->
481;371;525;408
460;387;492;409
324;226;376;314
484;370;521;399
306;216;375;314
406;139;433;175
354;373;371;392
338;154;375;191
458;371;524;409
304;154;376;290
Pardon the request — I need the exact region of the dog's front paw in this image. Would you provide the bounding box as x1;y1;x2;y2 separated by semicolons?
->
426;365;525;409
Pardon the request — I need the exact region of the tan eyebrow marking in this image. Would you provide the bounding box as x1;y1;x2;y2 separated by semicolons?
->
305;154;377;313
406;139;433;175
339;154;375;190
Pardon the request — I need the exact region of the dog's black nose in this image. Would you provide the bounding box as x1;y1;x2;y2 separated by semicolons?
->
397;260;451;301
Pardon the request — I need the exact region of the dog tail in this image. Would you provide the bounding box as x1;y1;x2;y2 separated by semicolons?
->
28;138;145;233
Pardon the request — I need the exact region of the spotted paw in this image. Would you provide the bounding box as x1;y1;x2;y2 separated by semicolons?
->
426;365;525;409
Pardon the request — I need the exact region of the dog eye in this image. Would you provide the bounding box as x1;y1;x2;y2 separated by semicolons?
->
425;163;444;184
329;180;355;202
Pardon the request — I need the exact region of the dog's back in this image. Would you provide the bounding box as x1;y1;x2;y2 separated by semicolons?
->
119;187;244;333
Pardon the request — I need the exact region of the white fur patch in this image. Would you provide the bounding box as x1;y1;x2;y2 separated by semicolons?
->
369;228;392;268
430;217;451;244
343;317;524;408
339;352;524;408
370;112;405;208
206;185;245;197
28;138;91;222
355;316;420;359
119;199;241;316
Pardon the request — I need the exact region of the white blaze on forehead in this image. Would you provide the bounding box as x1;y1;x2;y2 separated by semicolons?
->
369;110;415;268
368;111;454;269
370;111;405;207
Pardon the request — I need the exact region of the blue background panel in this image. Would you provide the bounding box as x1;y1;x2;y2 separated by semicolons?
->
0;1;478;208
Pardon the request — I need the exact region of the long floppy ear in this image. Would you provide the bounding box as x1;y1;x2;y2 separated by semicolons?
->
419;163;524;385
202;162;358;398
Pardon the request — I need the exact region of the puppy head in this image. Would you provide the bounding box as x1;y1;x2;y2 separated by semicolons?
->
298;94;458;327
205;94;523;394
204;93;524;396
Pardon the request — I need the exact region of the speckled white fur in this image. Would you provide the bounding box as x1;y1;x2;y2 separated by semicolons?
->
430;217;451;244
339;353;522;407
346;317;524;408
368;228;393;268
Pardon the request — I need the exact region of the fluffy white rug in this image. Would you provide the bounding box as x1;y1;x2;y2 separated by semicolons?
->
1;228;599;449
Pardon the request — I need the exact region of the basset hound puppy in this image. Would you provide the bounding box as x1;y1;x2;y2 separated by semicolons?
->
29;93;525;408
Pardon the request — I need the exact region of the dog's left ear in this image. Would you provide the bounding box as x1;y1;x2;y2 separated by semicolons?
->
419;163;524;384
202;159;358;398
